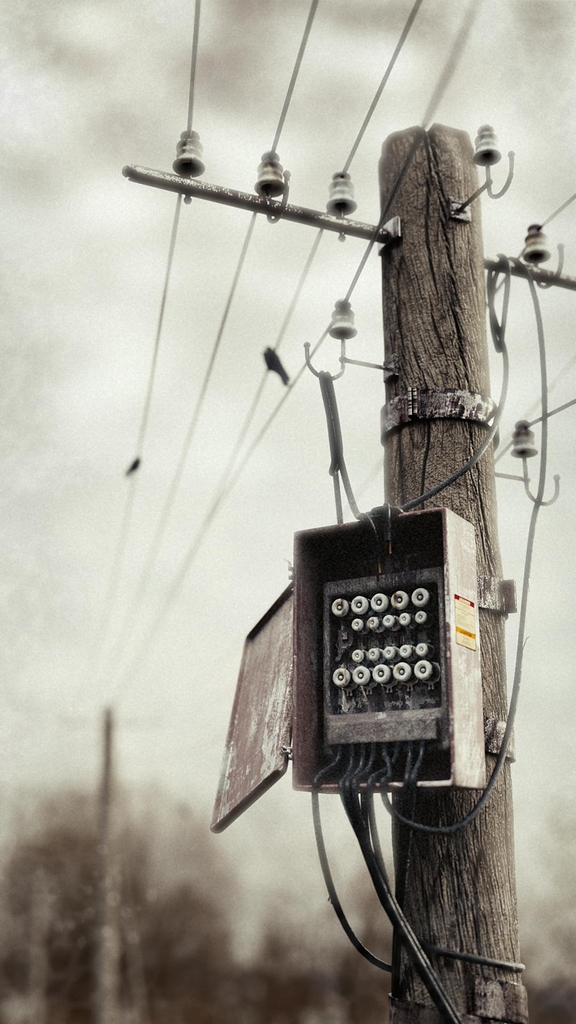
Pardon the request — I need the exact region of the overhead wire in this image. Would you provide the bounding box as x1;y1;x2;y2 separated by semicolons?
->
495;348;576;464
90;0;202;680
99;213;258;687
270;0;320;155
344;0;478;304
91;194;183;673
341;0;425;174
541;190;576;228
186;0;202;132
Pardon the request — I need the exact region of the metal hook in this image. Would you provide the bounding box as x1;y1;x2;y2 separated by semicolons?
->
266;170;291;223
486;151;515;200
304;339;346;380
536;243;565;289
522;459;561;506
451;152;515;218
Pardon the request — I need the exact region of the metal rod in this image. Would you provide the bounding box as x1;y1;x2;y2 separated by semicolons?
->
122;167;576;292
122;165;394;242
485;257;576;292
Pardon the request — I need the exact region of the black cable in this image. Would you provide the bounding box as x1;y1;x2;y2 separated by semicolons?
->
341;0;425;174
186;0;202;132
270;0;320;155
339;750;463;1024
318;371;362;521
364;780;524;974
311;753;392;973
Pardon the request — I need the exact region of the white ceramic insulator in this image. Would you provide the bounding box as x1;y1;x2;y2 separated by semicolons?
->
391;590;409;610
352;665;371;686
393;661;412;683
414;659;433;681
415;642;432;658
332;598;349;617
367;648;382;663
332;667;351;688
414;610;428;625
351;595;369;615
370;593;389;612
351;649;365;664
382;645;398;662
382;614;399;630
411;587;430;608
351;618;364;632
399;644;413;660
366;615;380;631
399;612;412;627
372;664;392;684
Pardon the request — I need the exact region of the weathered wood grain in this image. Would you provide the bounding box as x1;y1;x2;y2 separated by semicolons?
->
380;125;526;1018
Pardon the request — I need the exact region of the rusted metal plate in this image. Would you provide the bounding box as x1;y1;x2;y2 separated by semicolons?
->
211;587;293;833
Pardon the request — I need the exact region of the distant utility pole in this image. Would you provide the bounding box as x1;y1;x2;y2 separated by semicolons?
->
96;707;120;1024
380;125;528;1023
27;867;50;1024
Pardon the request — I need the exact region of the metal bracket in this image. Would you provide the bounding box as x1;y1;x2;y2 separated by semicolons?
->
449;197;472;222
484;716;515;762
477;577;517;616
383;352;401;382
381;388;495;437
378;216;402;251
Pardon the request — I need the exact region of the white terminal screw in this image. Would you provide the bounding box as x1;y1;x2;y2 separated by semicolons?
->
414;610;428;625
351;618;364;632
415;642;433;658
399;612;412;627
411;587;430;607
372;664;392;684
391;590;409;610
399;644;414;660
393;662;413;683
414;660;433;681
367;648;382;663
332;598;349;617
351;595;369;615
370;593;389;612
366;615;380;630
352;665;371;686
332;667;351;688
382;645;398;662
382;614;399;630
351;649;365;664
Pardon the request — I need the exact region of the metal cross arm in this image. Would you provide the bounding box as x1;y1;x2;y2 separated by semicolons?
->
122;165;401;244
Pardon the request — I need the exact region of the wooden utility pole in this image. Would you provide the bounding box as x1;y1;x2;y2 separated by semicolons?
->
379;125;528;1023
96;707;119;1024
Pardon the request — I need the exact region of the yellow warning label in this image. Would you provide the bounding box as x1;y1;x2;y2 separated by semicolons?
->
455;595;477;651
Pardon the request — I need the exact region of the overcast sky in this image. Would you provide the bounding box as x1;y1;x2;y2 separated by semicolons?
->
2;0;576;954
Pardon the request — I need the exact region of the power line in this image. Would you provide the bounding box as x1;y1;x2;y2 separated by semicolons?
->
186;0;202;132
99;214;258;685
92;195;183;670
495;349;576;464
270;0;320;154
542;190;576;228
420;0;478;129
342;0;425;174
